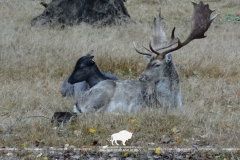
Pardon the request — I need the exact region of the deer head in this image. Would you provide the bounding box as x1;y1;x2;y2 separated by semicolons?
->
68;50;97;84
134;1;218;83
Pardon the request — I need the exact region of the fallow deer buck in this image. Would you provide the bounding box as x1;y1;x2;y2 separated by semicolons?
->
70;1;217;113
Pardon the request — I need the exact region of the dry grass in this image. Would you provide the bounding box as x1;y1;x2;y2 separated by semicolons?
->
0;0;240;150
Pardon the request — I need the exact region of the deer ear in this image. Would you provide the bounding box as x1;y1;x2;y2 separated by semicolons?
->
165;53;172;63
144;55;151;62
86;50;94;56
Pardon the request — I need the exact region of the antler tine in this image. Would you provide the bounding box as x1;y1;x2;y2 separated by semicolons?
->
152;12;167;49
133;41;154;57
150;1;218;57
133;8;168;58
142;45;152;53
149;41;159;55
154;27;179;51
149;27;179;55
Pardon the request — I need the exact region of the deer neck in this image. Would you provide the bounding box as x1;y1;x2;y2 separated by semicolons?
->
155;62;182;108
87;66;108;88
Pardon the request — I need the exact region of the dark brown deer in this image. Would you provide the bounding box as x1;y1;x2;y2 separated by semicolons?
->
72;1;217;113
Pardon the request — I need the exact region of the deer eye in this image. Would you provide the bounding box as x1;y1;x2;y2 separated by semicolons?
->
154;64;160;68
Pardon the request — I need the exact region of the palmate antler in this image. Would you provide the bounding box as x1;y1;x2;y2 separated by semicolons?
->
134;1;218;59
133;11;167;58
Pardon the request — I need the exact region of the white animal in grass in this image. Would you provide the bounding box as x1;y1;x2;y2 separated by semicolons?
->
110;130;133;145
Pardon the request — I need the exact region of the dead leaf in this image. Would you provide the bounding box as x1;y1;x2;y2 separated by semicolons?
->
168;115;175;119
155;147;161;154
131;119;136;123
89;129;96;133
171;127;177;132
36;153;42;158
175;137;182;143
21;144;26;147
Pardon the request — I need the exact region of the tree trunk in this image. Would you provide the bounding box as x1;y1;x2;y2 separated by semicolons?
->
31;0;134;27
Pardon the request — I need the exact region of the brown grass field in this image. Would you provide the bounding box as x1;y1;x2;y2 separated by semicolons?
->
0;0;240;154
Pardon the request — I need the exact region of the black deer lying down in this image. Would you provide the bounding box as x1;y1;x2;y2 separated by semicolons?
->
61;50;118;98
52;52;118;125
67;52;118;87
68;1;217;113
